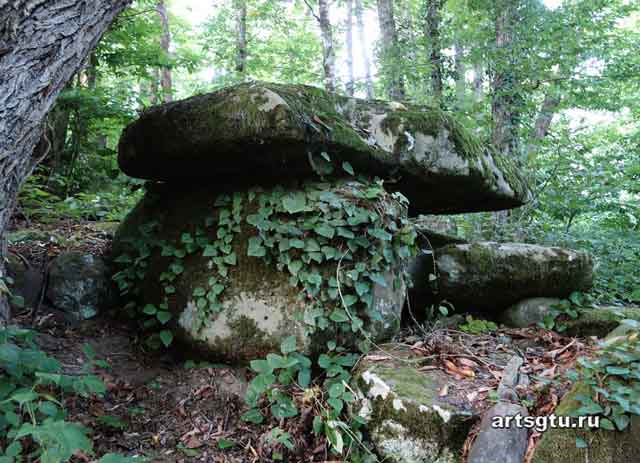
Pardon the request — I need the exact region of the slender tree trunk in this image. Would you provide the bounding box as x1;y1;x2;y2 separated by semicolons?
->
0;0;131;320
318;0;336;92
454;43;466;105
424;0;444;100
157;0;172;102
532;94;560;141
491;1;520;159
355;0;374;99
346;0;355;96
234;0;247;78
376;0;405;100
473;62;483;102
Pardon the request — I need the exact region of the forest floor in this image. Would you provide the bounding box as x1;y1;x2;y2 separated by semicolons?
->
6;219;593;463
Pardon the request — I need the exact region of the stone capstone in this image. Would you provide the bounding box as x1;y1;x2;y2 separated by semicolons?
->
118;82;530;214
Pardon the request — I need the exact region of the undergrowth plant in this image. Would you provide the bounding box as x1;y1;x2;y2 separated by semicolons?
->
569;322;640;436
0;326;135;463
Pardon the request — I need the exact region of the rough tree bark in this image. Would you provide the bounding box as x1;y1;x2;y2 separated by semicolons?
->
345;0;355;96
0;0;131;320
454;42;465;105
532;93;560;141
424;0;444;99
318;0;336;92
376;0;405;100
491;0;521;160
473;62;483;102
233;0;247;77
157;0;172;102
355;0;374;99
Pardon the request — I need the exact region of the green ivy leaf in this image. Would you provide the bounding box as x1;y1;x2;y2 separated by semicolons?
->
159;330;173;347
342;161;355;175
280;336;297;354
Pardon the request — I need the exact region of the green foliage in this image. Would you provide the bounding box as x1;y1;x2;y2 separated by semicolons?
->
538;292;591;332
568;326;640;433
459;315;497;335
0;326;128;462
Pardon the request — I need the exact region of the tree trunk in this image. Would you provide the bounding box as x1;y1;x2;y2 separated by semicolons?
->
0;0;131;320
355;0;374;99
491;1;520;159
157;0;172;103
473;62;483;102
376;0;405;100
234;0;247;78
318;0;336;92
532;94;560;141
346;0;355;96
424;0;444;100
454;42;465;105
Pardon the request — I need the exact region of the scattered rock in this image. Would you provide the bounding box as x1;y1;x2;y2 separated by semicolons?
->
496;356;527;402
352;346;479;463
436;242;593;312
47;252;111;320
531;383;640;463
500;298;563;328
118;82;530;214
467;403;529;463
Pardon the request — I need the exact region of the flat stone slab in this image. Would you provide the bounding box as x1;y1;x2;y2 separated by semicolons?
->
436;242;593;313
118;82;530;214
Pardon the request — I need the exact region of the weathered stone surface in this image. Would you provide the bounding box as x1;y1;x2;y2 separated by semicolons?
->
412;215;464;250
6;254;43;313
112;180;410;363
563;306;640;338
467;403;529;463
500;298;563;328
436;242;593;312
47;252;110;320
532;383;640;463
118;82;530;214
352;346;479;463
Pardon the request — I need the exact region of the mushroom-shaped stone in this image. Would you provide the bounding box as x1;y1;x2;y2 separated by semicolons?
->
118;82;530;214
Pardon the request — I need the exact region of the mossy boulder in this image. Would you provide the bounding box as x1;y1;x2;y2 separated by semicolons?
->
436;242;593;313
499;297;563;328
352;346;478;463
46;252;110;320
118;82;530;214
111;179;412;363
563;306;640;338
532;383;640;463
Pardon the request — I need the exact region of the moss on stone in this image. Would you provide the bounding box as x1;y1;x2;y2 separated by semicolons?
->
564;306;640;338
532;383;640;463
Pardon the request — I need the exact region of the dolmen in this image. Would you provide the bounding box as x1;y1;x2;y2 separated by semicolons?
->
111;81;530;360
